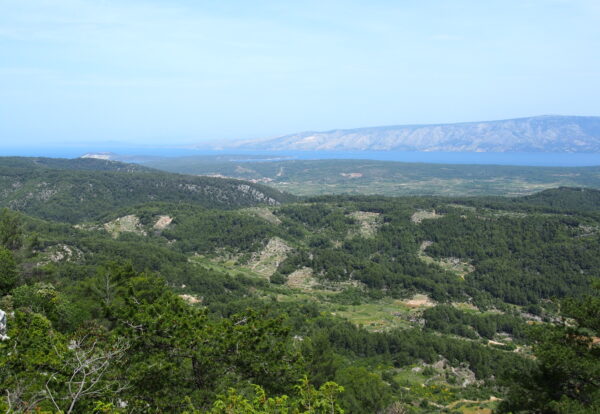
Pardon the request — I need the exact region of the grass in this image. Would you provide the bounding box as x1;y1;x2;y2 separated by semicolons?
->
276;291;420;332
394;366;430;386
333;299;416;331
189;254;264;279
269;178;570;197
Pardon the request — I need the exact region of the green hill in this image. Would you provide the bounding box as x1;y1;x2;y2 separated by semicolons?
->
519;186;600;212
0;157;295;222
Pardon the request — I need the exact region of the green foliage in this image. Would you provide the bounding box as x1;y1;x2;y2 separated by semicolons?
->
420;210;600;304
423;305;527;341
0;310;66;412
0;157;294;223
277;204;355;236
517;187;600;213
0;246;18;294
306;316;531;380
275;201;465;301
0;208;23;250
201;378;345;414
100;268;302;410
500;291;600;413
270;272;287;284
161;204;279;253
2;169;600;413
1;267;305;412
1;310;130;413
12;282;82;332
334;366;392;413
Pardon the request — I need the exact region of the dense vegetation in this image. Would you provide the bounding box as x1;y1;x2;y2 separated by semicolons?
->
0;157;294;223
0;159;599;412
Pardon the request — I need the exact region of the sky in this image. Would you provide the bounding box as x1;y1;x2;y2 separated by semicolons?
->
1;0;600;146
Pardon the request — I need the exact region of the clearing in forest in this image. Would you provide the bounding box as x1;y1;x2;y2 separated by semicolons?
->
418;241;475;279
411;209;444;223
402;293;436;308
241;207;282;225
348;211;381;238
285;267;318;290
38;244;84;265
179;294;202;304
104;215;146;238
248;237;292;277
153;215;173;230
325;297;417;331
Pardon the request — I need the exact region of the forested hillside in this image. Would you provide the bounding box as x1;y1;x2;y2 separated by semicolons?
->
0;157;294;222
0;166;598;413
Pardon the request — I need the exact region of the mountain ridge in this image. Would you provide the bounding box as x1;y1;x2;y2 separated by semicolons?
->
228;115;600;153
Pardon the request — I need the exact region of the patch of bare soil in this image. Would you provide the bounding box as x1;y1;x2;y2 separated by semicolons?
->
348;211;381;238
39;244;84;265
242;207;282;225
285;267;318;290
248;237;293;277
420;240;433;251
403;294;435;308
411;209;443;224
179;294;202;304
153;215;173;230
104;215;146;238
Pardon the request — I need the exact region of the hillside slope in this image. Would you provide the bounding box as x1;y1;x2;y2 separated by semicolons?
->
0;157;294;222
230;115;600;152
518;186;600;211
0;156;153;172
2;184;599;412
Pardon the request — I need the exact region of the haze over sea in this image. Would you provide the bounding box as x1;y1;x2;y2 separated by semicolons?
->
2;145;600;167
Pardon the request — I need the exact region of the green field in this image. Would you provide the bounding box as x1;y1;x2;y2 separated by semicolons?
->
145;157;600;196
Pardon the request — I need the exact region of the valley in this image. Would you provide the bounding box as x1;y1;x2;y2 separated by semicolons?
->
144;157;600;197
0;157;598;413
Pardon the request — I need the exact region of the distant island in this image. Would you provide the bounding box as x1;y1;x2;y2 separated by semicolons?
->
227;115;600;153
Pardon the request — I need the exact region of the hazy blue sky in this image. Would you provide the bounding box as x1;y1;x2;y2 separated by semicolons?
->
1;0;599;146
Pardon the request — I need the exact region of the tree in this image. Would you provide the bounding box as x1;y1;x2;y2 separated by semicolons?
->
186;377;345;414
0;247;18;295
0;208;22;251
112;269;302;410
0;310;66;412
499;288;600;413
12;282;81;332
0;311;128;413
44;336;129;414
334;366;392;413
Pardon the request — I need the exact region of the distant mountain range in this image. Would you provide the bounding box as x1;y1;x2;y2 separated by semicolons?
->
228;115;600;153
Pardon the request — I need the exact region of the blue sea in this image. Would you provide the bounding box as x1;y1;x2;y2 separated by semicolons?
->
1;145;600;167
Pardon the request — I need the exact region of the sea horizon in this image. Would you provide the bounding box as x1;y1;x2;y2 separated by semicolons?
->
2;145;600;167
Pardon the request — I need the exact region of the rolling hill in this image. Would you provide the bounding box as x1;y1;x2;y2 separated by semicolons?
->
1;160;599;412
0;157;294;222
